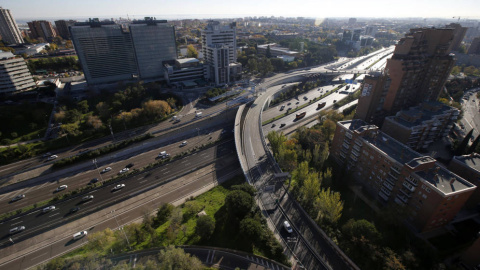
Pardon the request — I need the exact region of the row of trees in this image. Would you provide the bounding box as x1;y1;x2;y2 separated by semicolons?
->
28;56;81;73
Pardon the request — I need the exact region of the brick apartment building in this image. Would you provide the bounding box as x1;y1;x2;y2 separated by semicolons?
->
381;101;460;150
448;153;480;209
331;119;476;232
356;27;456;126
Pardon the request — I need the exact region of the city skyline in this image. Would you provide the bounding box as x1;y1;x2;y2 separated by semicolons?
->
2;0;480;21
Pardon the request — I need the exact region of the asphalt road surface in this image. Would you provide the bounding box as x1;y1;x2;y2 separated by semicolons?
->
0;139;237;249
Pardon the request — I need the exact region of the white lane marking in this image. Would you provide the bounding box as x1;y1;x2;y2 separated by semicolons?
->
49;213;60;218
163;171;170;174
30;252;49;261
11;221;23;226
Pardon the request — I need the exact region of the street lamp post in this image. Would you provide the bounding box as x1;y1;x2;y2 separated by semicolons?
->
111;210;131;249
93;159;104;184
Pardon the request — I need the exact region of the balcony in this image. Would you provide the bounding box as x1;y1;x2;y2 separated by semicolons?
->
399;188;412;198
353;145;361;152
339;152;346;159
351;150;359;157
394;197;405;205
381;187;391;196
355;140;363;147
403;181;415;192
396;194;408;204
383;181;394;191
391;166;401;174
405;176;418;187
350;155;358;162
388;172;399;179
345;132;353;139
378;191;389;201
342;143;350;149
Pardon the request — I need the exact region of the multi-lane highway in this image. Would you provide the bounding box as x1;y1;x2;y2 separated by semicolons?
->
0;126;233;215
460;88;480;138
0;139;236;248
0;96;238;182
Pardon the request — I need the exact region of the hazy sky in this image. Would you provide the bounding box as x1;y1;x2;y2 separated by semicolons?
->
2;0;479;20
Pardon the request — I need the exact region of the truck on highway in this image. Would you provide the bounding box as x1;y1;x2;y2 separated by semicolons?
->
295;112;306;120
317;102;326;110
195;111;202;118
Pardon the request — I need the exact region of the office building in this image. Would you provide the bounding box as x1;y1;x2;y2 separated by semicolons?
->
381;101;460;150
54;20;76;39
331;119;476;232
70;19;138;85
447;23;468;51
70;18;178;85
129;18;176;79
201;21;241;85
0;51;36;94
257;43;300;57
28;20;57;42
164;58;206;85
356;27;456;126
468;37;480;55
448;153;480;209
0;7;24;44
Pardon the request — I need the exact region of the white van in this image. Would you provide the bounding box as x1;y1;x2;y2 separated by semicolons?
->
73;230;87;240
158;151;170;159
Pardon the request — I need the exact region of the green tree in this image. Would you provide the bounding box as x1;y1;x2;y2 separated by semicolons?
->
225;190;254;220
77;100;89;114
240;217;263;242
258;58;273;76
156;203;174;225
455;129;473;155
315;187;344;225
293;161;310;188
186;44;198;58
157;246;204;270
231;183;256;196
266;45;272;58
451;66;461;75
247;58;258;73
300;171;321;208
342;219;381;243
195;215;215;240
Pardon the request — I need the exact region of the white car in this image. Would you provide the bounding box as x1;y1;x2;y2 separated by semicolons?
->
118;168;129;174
180;141;188;147
73;230;87;240
283;220;293;233
9;226;25;234
81;195;94;202
101;167;112;173
42;206;55;213
55;185;68;192
47;155;58;161
112;184;125;191
10;194;25;202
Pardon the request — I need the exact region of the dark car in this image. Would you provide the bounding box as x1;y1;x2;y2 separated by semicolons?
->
88;178;98;185
69;207;80;213
280;123;286;128
125;163;134;168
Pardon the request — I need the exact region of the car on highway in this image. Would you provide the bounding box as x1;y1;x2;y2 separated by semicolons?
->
10;194;25;202
180;141;188;147
47;155;58;161
73;231;87;240
112;184;125;191
42;206;55;213
125;163;134;168
280;123;286;128
296;101;299;104
42;152;52;158
271;124;276;128
69;207;80;213
81;195;94;202
283;220;293;233
119;168;129;174
158;151;170;159
287;102;291;105
9;226;25;234
88;178;99;185
55;185;68;192
101;167;112;174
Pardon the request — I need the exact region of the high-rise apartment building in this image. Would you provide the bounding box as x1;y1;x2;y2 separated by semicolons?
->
331;119;476;232
0;51;36;94
0;7;24;44
70;18;177;85
129;18;177;79
467;37;480;55
28;20;57;42
381;101;460;150
447;23;468;51
201;21;241;85
356;27;456;126
54;20;76;39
